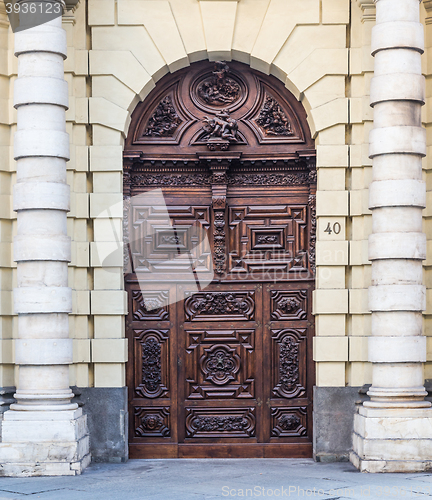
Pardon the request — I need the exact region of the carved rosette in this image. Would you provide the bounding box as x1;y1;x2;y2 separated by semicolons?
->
308;194;316;274
200;345;241;385
255;94;293;136
144;95;181;137
271;290;307;321
132;290;169;321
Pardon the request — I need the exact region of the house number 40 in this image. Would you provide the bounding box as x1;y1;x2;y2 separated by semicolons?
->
324;222;341;235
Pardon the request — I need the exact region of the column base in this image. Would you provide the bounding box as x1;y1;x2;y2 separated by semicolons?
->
0;408;90;476
351;405;432;472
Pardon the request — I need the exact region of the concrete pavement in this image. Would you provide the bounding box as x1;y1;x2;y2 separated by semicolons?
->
1;459;432;499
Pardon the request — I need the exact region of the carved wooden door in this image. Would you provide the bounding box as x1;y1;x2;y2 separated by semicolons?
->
124;61;316;458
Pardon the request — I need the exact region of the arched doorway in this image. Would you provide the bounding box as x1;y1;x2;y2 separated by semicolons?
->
123;61;316;458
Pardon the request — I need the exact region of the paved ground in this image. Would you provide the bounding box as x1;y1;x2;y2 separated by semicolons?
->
0;459;432;499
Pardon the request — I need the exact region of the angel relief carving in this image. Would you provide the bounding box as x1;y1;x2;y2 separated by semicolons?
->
144;95;181;137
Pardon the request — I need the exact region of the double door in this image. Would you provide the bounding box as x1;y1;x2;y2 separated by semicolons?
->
125;185;314;458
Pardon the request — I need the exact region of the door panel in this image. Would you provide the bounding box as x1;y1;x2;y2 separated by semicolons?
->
126;188;314;458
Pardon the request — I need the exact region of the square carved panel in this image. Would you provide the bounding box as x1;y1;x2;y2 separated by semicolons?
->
271;407;307;437
130;204;211;274
270;290;307;321
228;204;308;278
132;290;169;321
134;406;170;437
185;329;255;399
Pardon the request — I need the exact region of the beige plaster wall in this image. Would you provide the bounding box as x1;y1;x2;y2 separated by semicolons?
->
3;0;432;391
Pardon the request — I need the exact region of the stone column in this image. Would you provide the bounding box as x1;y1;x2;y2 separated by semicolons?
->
350;0;432;473
0;10;90;476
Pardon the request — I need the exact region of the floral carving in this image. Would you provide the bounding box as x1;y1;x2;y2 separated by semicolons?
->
256;234;279;245
194;293;248;315
197;61;241;106
193;416;248;432
255;95;293;136
279;414;300;431
144;96;181;137
142;337;162;394
228;172;310;186
280;336;300;392
213;210;226;276
133;173;211;187
201;347;240;385
308;194;316;274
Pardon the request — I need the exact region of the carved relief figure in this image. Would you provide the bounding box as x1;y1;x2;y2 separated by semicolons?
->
197;61;241;106
202;109;240;142
144;96;181;137
256;95;293;136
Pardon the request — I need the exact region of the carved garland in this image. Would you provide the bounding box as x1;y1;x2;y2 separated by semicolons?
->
279;336;300;393
141;337;162;395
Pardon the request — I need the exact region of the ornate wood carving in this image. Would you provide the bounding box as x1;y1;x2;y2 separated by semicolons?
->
196;61;241;107
185;407;256;437
271;290;307;320
132;290;169;321
132;172;211;187
228;172;310;186
184;291;255;321
185;329;255;399
135;407;170;437
134;329;169;399
144;96;181;137
200;345;241;385
308;194;316;274
255;94;293;136
271;407;307;437
272;329;307;399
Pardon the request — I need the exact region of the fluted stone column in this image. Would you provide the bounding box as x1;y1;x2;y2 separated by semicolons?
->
350;0;432;473
0;10;90;476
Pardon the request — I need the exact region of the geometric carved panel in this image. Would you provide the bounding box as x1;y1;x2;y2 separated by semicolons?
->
185;330;255;399
271;407;307;437
228;204;308;278
134;329;169;399
134;406;170;437
184;291;255;322
130;204;211;275
270;290;307;321
132;290;169;321
271;328;307;399
185;407;256;438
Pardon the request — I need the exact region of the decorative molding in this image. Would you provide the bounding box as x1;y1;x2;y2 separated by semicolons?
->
356;0;376;22
308;194;316;274
424;0;432;24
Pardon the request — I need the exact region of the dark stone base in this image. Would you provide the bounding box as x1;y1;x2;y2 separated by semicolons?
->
72;387;128;463
313;386;369;463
